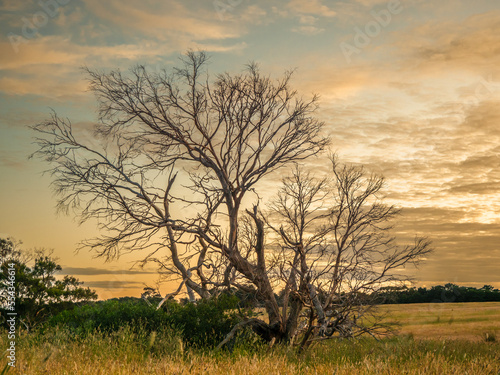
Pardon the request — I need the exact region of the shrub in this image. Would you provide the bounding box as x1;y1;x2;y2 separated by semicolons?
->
483;331;497;342
0;238;97;329
47;298;168;335
47;294;245;348
166;294;242;348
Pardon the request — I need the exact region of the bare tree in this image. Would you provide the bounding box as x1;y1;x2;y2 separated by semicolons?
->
31;51;430;347
32;51;327;337
263;159;432;349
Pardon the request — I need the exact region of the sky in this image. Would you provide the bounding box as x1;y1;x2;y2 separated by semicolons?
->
1;0;500;299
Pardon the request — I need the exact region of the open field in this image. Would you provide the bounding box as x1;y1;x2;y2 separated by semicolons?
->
1;302;499;374
380;301;500;341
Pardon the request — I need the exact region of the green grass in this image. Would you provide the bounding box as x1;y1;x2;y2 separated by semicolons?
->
1;302;500;374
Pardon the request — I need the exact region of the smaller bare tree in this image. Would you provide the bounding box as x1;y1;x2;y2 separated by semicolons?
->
256;157;432;349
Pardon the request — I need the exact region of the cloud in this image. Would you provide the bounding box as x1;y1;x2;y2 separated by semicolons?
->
458;154;500;171
394;10;500;76
0;0;261;99
2;0;500;295
292;26;325;35
461;100;500;135
84;280;144;289
0;38;82;70
83;0;243;41
0;0;257;98
286;24;500;221
446;182;500;195
0;150;27;170
0;36;172;97
272;0;335;35
299;15;318;25
58;266;157;276
286;0;336;17
353;0;398;6
392;206;500;286
238;4;269;25
291;14;325;35
0;0;34;12
418;258;500;285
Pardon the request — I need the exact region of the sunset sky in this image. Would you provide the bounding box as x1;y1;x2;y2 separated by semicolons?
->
1;0;499;299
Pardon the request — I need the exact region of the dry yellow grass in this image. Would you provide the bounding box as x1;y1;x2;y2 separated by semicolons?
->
379;301;500;341
7;343;500;375
2;302;500;374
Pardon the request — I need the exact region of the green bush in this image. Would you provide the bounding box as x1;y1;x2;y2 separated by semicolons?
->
0;238;97;329
47;294;244;348
47;298;168;335
166;294;242;348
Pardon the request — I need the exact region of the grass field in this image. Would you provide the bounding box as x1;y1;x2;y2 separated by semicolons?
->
1;302;499;374
380;301;500;342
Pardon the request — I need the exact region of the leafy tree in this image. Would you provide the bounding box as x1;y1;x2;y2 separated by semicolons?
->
379;284;500;304
0;238;19;258
0;238;97;328
141;286;162;300
31;51;430;348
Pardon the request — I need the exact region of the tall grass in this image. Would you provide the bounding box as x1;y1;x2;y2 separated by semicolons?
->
1;326;499;374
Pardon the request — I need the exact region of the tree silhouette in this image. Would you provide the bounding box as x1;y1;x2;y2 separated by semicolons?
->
1;238;97;328
31;52;430;347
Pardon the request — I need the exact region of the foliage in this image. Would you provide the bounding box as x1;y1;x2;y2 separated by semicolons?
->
168;294;244;347
47;298;169;335
0;238;97;328
48;294;245;348
379;283;500;304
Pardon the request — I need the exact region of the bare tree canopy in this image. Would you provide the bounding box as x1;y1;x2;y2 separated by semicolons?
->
32;51;431;349
265;160;432;347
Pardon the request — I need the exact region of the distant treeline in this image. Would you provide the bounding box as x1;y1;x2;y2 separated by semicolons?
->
379;284;500;304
